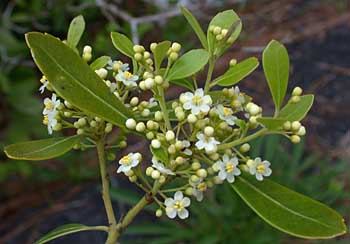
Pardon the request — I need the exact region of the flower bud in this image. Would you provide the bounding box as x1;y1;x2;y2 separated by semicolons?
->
146;132;154;140
191;162;201;170
130;97;139;106
159;175;166;184
190;175;200;183
239;143;251;153
151;170;160;179
95;68;108;79
125;170;134;177
141;109;150;117
125;118;137;129
151;139;161;149
196;169;207;178
143;51;151;59
150;43;157;52
134;53;143;61
82;52;92;62
144;78;155;89
139;80;146;90
171;42;181;52
165;130;175;141
105;123;113;133
229;59;237;66
297;126;306;136
213;26;222;35
135;122;146;132
83;45;92;53
168;144;176;154
154;111;163;121
292;86;303;96
221;29;228;37
175;156;185;165
129;175;137;182
146;166;154;176
291;96;301;103
154;75;163;85
290;135;301;144
291;121;301;131
283;121;291;131
169;52;178;61
187;114;197;124
155;209;163;217
204;126;214;137
185;187;193;196
133;45;144;53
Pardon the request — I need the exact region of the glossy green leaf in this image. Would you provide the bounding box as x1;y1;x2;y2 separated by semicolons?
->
180;6;208;49
257;117;287;130
167;49;209;80
207;10;241;55
278;95;314;121
111;32;134;58
170;78;194;91
216;57;259;86
4;136;80;161
150;146;169;164
232;175;347;239
35;224;107;244
90;56;111;71
25;32;132;128
154;41;171;71
263;40;290;110
67;15;85;48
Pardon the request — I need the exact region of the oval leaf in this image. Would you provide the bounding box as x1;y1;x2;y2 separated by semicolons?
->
111;32;134;58
180;6;208;49
150;146;169;164
90;56;111;71
4;136;80;160
67;15;85;48
257;117;287;130
25;32;132;128
170;78;194;91
216;57;259;86
263;40;289;111
232;175;347;239
154;41;171;72
278;94;314;121
167;49;209;80
35;224;107;244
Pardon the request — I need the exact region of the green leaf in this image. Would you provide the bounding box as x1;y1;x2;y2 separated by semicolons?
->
154;41;171;71
25;32;132;128
216;57;259;86
111;32;134;58
67;15;85;48
166;49;209;80
90;56;111;71
170;78;194;91
150;146;169;164
257;117;287;130
232;175;347;239
278;95;314;121
34;224;107;244
4;136;80;161
180;6;208;49
263;40;290;110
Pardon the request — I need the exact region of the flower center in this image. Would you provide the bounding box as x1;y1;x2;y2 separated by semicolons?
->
223;107;232;116
121;155;132;165
257;164;266;174
192;95;203;106
198;182;207;192
174;201;184;211
123;71;133;79
43;115;49;125
225;162;235;173
45;101;54;110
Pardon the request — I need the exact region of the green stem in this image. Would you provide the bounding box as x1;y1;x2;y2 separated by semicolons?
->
204;57;215;94
96;138;118;244
218;128;268;150
157;86;172;130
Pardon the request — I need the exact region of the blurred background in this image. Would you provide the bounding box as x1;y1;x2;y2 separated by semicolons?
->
0;0;349;243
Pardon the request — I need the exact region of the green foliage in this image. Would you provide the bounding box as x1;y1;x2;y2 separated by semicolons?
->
257;117;286;130
232;175;346;239
4;136;80;160
35;224;107;244
215;57;259;86
153;41;171;71
26;32;132;128
150;146;170;164
166;49;209;80
111;32;135;58
90;56;111;71
67;15;85;48
278;95;314;121
263;40;290;111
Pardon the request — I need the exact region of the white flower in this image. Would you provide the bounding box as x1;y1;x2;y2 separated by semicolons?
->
43;93;60;116
215;155;241;183
216;105;237;126
248;157;272;181
148;97;158;107
181;140;192;156
39;76;49;94
42;113;57;135
117;153;141;173
152;157;175;175
164;191;191;219
182;88;212;115
107;60;129;71
116;70;138;87
195;132;220;152
190;179;205;202
233;86;245;104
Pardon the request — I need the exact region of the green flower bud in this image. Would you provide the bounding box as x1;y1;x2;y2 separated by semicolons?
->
155;209;163;217
292;86;303;96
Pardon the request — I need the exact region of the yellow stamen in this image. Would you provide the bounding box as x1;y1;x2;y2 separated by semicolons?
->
225;162;235;173
198;182;207;192
123;71;133;79
257;164;266;174
223;107;232;116
121;155;132;165
45;101;53;110
43;115;49;125
173;201;184;210
192;95;203;106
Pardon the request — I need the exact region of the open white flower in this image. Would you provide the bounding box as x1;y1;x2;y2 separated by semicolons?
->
215;154;241;183
195;132;219;153
248;157;272;181
216;105;237;126
116;70;138;87
107;60;129;72
117;153;141;174
164;191;191;219
148;97;158;108
182;88;212;115
43;113;57;135
152;157;175;175
181;140;192;156
43;93;60;116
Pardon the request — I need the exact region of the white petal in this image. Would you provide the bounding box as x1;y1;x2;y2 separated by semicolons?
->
227;174;235;183
256;173;263;181
166;207;177;219
164;198;174;207
182;197;191;207
233;168;241;176
195;141;205;150
191;106;200;115
183;102;192;110
264;168;272;176
178;209;189;219
218;170;227;180
174;191;183;201
195;88;204;96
